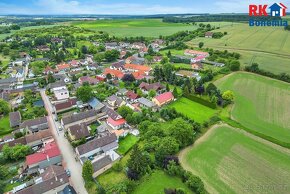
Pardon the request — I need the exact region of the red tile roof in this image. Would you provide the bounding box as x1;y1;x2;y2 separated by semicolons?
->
104;68;124;79
124;64;151;72
126;91;139;100
107;117;126;127
26;142;61;166
56;63;70;71
154;92;174;104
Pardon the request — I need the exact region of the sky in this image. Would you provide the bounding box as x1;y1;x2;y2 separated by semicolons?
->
0;0;287;15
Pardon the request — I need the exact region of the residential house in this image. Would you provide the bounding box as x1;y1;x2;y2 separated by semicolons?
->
43;66;55;75
103;68;124;79
78;76;99;85
106;95;126;109
51;37;63;44
88;97;105;111
126;91;139;102
111;60;125;70
12;58;27;66
131;42;146;50
68;124;90;141
153;56;163;62
75;133;118;162
184;49;209;57
61;110;105;129
137;97;156;110
54;98;78;113
53;86;69;101
92;155;113;177
139;82;164;94
191;62;203;70
106;108;126;130
16;165;69;194
20;117;48;133
56;63;70;73
25;142;62;174
9;111;21;128
205;31;214;38
0;77;17;89
105;42;119;50
86;63;98;71
85;54;94;64
152;92;174;107
25;129;52;147
117;88;128;96
36;45;50;52
69;60;80;68
124;64;151;75
125;56;145;65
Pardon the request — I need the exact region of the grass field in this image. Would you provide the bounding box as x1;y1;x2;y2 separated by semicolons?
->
132;170;193;194
215;72;290;143
117;135;139;155
180;125;290;194
0;116;12;137
169;97;218;123
188;22;290;74
72;19;230;37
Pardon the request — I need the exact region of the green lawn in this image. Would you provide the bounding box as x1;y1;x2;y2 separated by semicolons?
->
188;22;290;74
169;97;218;123
215;72;290;144
72;19;198;37
117;135;139;155
133;170;193;194
0;116;12;137
181;125;290;194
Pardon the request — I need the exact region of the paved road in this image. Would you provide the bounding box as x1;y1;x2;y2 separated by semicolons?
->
41;90;88;194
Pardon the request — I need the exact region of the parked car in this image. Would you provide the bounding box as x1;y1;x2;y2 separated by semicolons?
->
65;169;71;177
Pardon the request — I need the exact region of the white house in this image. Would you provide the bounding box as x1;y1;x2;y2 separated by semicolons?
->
53;86;69;101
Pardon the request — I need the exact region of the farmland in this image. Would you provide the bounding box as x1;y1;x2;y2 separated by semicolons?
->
169;97;218;123
215;72;290;144
180;125;290;194
188;22;290;74
71;19;230;37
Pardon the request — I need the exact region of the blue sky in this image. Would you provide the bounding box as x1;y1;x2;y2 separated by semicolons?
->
0;0;286;15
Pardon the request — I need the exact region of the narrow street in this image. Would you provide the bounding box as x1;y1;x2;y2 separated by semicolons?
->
40;90;88;194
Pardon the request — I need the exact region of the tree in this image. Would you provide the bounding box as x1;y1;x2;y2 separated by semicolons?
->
206;83;218;96
82;160;93;182
198;42;204;49
76;85;93;102
106;73;112;80
222;90;234;101
118;105;133;118
81;45;88;54
166;84;170;92
229;60;240;71
127;145;149;180
156;137;179;164
2;144;31;161
122;74;135;82
2;47;10;55
145;55;153;64
0;99;10;115
47;73;55;83
168;118;195;148
148;90;156;98
173;87;179;98
161;57;169;65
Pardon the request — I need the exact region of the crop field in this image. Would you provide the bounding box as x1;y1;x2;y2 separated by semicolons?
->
188;22;290;74
72;19;230;37
169;97;218;123
180;125;290;194
215;72;290;143
132;170;193;194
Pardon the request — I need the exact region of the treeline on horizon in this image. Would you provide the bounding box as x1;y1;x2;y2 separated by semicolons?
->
163;15;282;23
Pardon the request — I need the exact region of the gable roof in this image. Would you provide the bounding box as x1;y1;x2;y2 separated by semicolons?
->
68;124;90;140
9;111;21;127
26;142;61;166
124;64;151;72
105;108;122;120
55;98;77;111
20;117;48;132
126;91;139;100
92;155;112;172
76;133;117;156
137;97;155;108
104;68;124;79
154;92;174;104
139;82;164;91
88;98;105;110
107;117;126;127
61;110;98;125
56;63;70;71
25;129;52;144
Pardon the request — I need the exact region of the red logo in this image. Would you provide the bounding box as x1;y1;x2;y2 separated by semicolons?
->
249;3;287;17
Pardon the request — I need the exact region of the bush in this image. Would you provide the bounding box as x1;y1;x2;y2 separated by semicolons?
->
183;94;217;109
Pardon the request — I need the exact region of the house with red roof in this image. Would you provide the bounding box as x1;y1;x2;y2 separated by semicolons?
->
78;76;99;85
104;68;124;79
56;63;70;73
124;64;151;75
25;142;62;174
43;66;55;75
152;92;174;107
106;109;126;130
126;91;139;102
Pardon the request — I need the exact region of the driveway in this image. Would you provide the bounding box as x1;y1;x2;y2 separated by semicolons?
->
41;90;88;194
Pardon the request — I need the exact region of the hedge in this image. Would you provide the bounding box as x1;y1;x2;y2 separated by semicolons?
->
183;94;217;109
